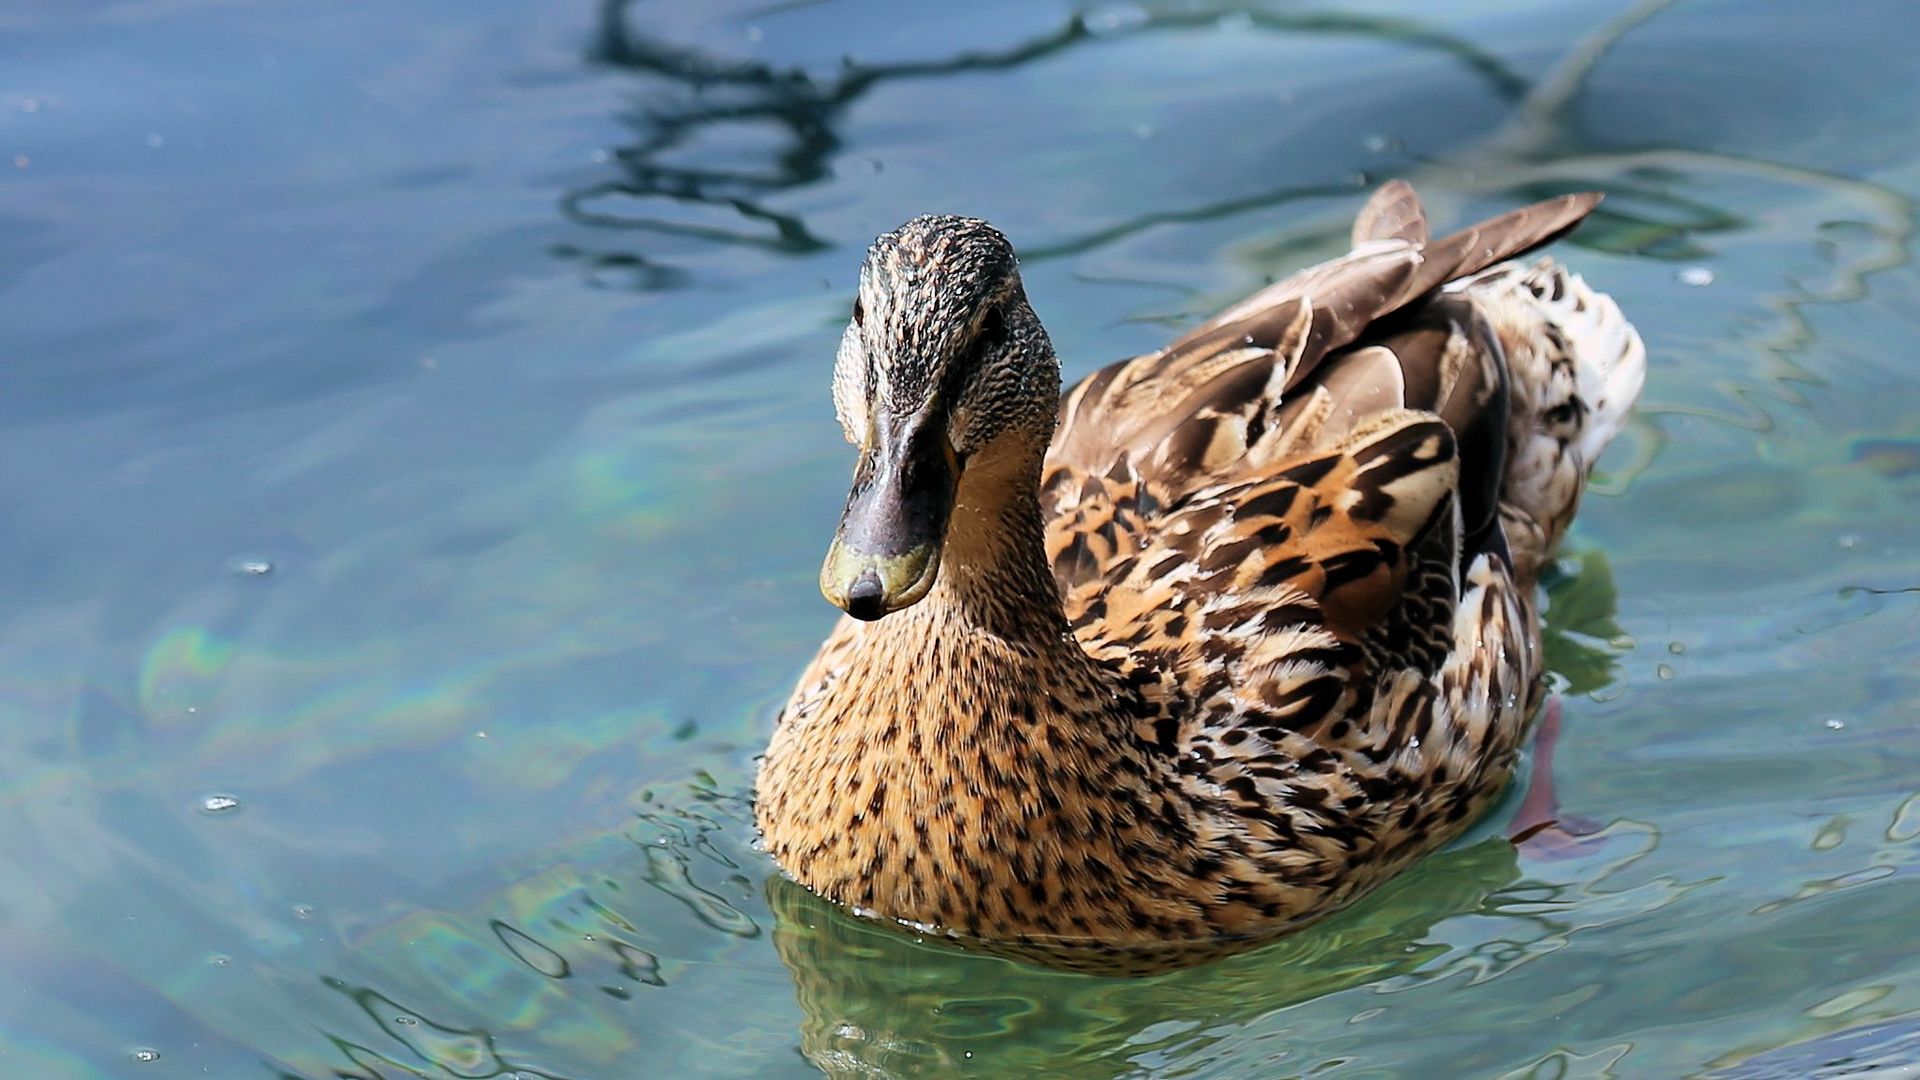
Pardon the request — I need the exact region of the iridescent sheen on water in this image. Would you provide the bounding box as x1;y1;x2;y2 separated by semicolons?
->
2;0;1918;1076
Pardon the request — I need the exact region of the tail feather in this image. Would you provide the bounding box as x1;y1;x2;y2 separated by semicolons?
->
1451;259;1645;573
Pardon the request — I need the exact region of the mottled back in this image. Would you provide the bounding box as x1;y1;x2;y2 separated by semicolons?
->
1037;185;1627;884
760;181;1644;958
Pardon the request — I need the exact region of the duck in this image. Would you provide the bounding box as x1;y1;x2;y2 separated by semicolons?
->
756;180;1644;960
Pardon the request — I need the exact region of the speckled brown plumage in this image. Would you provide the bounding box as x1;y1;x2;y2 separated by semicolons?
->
756;181;1644;961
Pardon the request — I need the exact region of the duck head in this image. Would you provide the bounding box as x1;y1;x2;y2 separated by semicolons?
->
820;215;1059;621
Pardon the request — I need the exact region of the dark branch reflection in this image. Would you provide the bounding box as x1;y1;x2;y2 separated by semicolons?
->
564;0;1915;462
564;1;1548;289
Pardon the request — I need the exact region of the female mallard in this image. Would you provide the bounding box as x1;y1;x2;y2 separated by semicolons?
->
757;181;1643;954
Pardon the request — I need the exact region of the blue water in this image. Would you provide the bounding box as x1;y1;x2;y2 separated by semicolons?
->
3;0;1919;1076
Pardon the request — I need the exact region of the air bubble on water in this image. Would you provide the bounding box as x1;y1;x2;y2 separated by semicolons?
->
294;904;316;920
1677;266;1714;287
1837;533;1863;550
1667;641;1685;654
394;1016;417;1026
1655;663;1674;681
131;1049;161;1063
209;954;231;966
1084;5;1147;35
1824;718;1847;731
200;794;241;814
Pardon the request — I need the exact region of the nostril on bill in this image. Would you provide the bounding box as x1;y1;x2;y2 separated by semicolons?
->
844;571;886;621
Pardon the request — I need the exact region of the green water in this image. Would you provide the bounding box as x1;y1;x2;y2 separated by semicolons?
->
3;0;1918;1076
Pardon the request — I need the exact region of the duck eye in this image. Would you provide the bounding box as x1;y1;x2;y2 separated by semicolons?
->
977;307;1005;347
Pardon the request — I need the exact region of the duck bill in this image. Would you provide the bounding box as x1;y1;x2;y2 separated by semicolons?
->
820;411;958;621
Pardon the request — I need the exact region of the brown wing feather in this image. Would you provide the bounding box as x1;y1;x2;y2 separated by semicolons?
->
1055;411;1461;756
1398;192;1601;302
1350;179;1429;247
1050;190;1601;504
1042;185;1606;779
1362;295;1510;552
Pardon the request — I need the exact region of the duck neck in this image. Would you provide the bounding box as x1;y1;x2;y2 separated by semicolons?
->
921;450;1073;646
760;441;1162;933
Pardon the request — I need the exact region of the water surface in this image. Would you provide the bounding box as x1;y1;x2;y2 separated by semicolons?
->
3;0;1919;1076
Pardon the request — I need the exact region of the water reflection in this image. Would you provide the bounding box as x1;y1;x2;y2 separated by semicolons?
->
322;976;538;1079
768;817;1699;1077
8;0;1919;1074
571;0;1907;276
1708;1012;1920;1079
570;0;1915;458
570;0;1593;283
283;783;769;1076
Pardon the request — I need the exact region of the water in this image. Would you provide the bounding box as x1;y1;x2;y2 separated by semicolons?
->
3;0;1918;1075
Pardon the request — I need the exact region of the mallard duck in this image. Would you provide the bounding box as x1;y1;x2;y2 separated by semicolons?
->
756;181;1643;956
